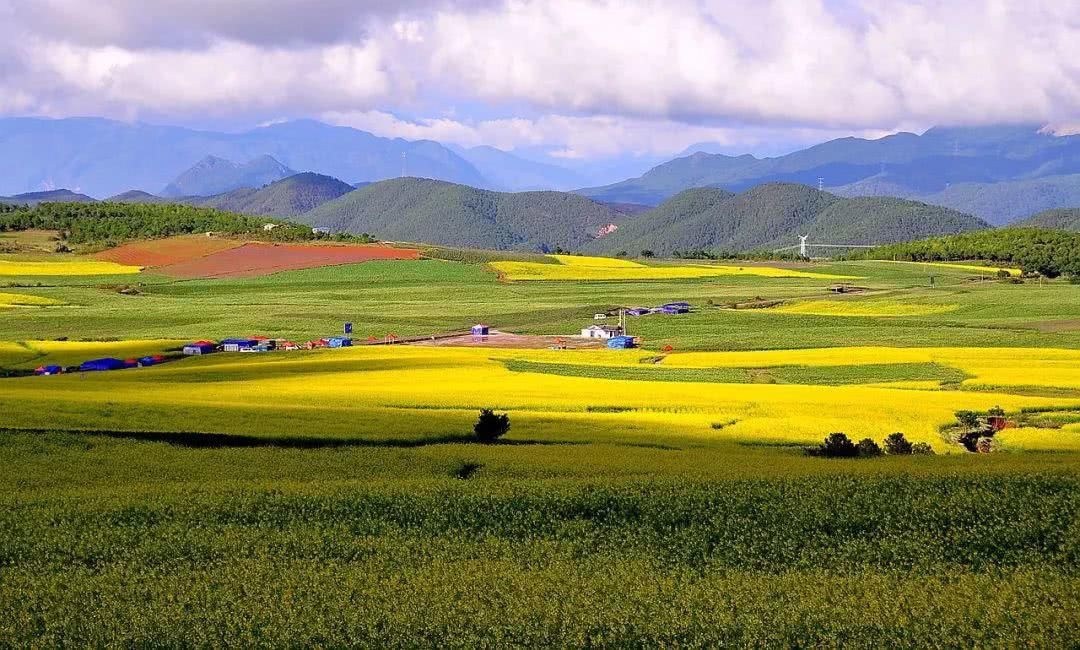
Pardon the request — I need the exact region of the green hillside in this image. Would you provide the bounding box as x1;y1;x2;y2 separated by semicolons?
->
301;177;627;251
856;228;1080;278
0;189;98;205
190;172;354;217
1013;208;1080;232
587;183;987;256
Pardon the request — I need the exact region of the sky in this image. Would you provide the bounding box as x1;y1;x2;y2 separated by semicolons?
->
1;0;1078;163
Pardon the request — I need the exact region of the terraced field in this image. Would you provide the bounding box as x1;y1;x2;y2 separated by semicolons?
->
0;246;1078;646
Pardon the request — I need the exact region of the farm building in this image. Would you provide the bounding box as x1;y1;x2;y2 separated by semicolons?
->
312;227;331;235
183;341;216;355
657;305;689;315
471;324;490;336
606;335;636;349
79;358;126;372
593;313;608;320
221;338;258;352
34;365;63;376
581;324;623;339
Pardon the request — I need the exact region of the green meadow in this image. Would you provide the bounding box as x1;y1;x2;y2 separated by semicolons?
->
1;254;1079;646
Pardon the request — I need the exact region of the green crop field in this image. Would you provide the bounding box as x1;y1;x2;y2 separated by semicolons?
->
1;248;1079;646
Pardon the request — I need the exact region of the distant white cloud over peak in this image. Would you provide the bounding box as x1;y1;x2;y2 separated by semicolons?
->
0;0;1078;158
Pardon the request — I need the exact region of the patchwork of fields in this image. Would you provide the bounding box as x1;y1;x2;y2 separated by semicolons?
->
1;245;1078;645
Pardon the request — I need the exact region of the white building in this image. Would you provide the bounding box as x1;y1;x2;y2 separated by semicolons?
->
580;325;623;339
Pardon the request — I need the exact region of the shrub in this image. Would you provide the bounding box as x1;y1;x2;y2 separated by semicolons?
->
816;432;858;458
911;442;935;455
856;438;882;457
988;405;1005;418
975;437;995;454
474;409;510;443
640;249;655;258
884;432;914;455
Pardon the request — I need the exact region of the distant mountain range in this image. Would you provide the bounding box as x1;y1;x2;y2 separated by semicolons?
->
584;184;988;256
0;117;578;197
299;177;631;251
576;125;1080;224
0;189;97;206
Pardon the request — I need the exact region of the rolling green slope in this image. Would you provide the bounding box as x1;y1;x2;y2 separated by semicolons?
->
1014;208;1080;232
588;183;987;255
190;172;354;217
300;177;627;250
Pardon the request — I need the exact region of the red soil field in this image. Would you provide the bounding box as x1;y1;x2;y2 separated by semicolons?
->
154;242;421;278
95;236;244;267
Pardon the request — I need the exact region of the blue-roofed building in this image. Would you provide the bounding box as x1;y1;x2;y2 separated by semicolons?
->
471;324;490;336
183;342;216;355
79;358;126;372
606;336;636;349
221;338;258;352
326;336;353;348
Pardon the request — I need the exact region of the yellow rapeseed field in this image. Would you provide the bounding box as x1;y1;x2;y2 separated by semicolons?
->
995;426;1080;452
0;259;141;276
771;300;959;317
5;344;1079;452
492;255;856;281
0;292;64;308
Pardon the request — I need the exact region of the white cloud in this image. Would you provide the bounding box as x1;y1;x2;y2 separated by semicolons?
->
323;109;888;159
1;0;1079;157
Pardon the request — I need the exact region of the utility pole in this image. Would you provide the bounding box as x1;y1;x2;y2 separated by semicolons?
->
799;235;809;258
817;177;824;192
401;152;407;178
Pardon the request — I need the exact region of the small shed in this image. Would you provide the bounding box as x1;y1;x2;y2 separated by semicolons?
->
607;335;636;349
658;305;689;314
593;313;607;320
471;324;490;336
80;358;126;372
581;325;623;339
326;336;353;348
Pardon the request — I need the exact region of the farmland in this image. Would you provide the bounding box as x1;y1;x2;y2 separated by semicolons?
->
1;243;1079;646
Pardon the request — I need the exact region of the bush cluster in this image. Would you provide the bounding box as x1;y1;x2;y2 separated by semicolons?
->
811;432;934;458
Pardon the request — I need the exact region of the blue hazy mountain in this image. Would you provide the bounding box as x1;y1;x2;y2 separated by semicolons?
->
577;125;1080;223
0;117;488;198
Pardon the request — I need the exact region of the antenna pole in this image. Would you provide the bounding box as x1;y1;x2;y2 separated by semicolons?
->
817;177;824;192
401;152;407;178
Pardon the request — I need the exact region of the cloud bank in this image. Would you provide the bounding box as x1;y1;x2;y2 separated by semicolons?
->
1;0;1078;157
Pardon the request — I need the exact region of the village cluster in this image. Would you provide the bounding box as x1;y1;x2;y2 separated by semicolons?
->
34;303;693;375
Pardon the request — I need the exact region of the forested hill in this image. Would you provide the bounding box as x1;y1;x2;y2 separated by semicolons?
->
0;189;97;206
0;202;325;244
300;177;628;251
855;228;1080;278
1014;208;1080;232
585;183;988;256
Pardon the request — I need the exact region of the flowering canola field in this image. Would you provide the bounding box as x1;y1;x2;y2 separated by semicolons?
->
492;254;856;281
0;259;141;275
771;300;959;317
6;344;1079;451
0;292;64;308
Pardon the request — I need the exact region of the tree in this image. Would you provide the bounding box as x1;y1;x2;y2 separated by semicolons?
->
955;410;980;429
640;249;655;258
856;438;882;457
474;409;510;443
818;432;858;458
912;442;936;455
988;405;1005;418
883;432;914;455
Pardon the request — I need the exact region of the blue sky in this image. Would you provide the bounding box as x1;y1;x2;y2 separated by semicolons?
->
1;0;1077;164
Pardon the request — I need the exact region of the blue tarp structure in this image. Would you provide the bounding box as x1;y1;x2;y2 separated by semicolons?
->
607;336;636;349
327;337;353;348
35;365;63;376
471;324;490;335
80;358;126;372
625;308;650;316
138;356;158;367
